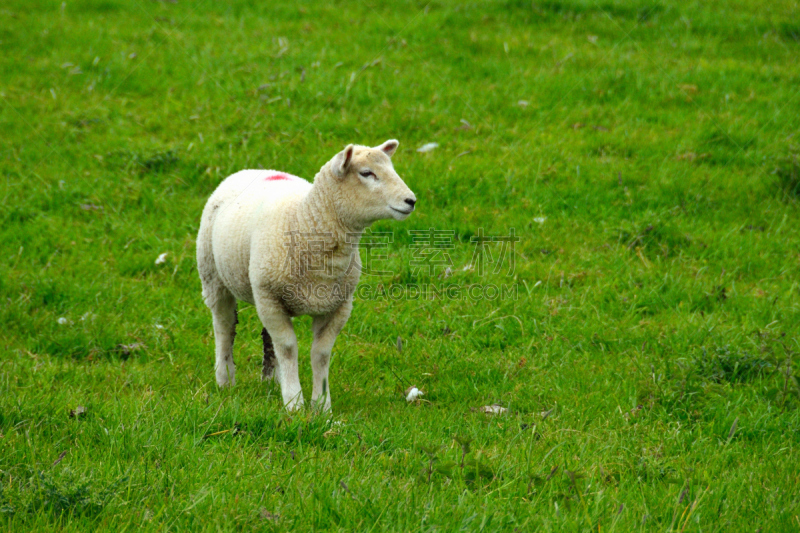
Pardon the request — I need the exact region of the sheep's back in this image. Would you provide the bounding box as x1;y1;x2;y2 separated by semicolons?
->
203;169;312;304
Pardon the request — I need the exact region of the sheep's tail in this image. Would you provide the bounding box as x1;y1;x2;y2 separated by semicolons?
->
196;199;223;308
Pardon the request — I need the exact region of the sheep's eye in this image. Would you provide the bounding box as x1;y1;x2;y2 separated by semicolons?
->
359;170;376;179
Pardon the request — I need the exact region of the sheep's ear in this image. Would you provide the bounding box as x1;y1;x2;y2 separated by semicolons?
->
377;139;399;157
334;144;355;177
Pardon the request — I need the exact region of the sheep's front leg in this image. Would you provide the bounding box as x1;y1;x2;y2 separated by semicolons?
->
310;302;352;412
256;301;304;410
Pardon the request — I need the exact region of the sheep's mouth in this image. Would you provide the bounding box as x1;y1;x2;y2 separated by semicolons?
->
390;206;413;215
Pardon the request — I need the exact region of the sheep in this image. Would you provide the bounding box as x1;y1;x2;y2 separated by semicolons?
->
196;140;416;411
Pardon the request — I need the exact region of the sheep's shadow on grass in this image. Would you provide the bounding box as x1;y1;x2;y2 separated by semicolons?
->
198;407;343;449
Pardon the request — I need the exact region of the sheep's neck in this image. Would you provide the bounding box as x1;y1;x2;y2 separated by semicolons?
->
296;178;363;257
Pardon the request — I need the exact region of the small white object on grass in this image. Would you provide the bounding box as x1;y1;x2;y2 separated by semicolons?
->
405;386;424;402
479;404;508;415
416;142;439;153
57;317;69;325
517;100;529;107
155;252;168;265
533;217;546;224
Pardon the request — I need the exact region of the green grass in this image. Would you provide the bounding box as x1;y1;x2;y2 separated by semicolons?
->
2;0;800;530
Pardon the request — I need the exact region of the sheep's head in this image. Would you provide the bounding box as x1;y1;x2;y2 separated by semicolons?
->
329;140;417;227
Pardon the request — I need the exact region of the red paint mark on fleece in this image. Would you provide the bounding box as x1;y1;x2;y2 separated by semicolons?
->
264;173;291;181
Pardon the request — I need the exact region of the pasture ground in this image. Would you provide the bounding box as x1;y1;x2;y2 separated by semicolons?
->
1;0;800;530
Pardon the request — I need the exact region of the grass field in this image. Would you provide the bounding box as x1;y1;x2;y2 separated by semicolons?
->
2;0;800;530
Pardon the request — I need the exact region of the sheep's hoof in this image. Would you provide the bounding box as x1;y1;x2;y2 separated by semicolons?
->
284;396;305;412
311;399;332;414
215;362;236;387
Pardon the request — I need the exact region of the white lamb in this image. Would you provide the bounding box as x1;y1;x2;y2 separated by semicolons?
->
196;140;416;411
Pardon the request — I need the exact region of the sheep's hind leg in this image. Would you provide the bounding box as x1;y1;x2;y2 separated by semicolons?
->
209;291;238;387
310;302;352;413
261;327;277;382
256;301;304;410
